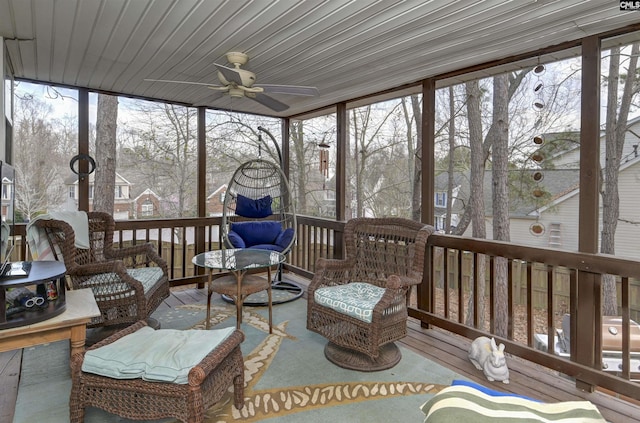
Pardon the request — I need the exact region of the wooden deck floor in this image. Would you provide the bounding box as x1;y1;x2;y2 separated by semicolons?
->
2;282;640;422
402;319;640;422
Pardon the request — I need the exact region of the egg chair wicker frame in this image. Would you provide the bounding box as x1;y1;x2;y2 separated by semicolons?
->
221;158;302;305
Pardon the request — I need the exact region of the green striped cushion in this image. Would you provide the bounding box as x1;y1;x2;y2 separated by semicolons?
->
421;385;606;423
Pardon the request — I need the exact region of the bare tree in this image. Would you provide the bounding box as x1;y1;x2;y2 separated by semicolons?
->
12;93;68;219
289;118;336;216
122;103;197;217
349;102;405;217
93;94;118;214
413;97;424;220
446;87;456;232
601;43;640;315
463;80;487;326
491;74;511;337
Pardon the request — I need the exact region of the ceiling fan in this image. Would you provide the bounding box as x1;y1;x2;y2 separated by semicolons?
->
145;52;319;112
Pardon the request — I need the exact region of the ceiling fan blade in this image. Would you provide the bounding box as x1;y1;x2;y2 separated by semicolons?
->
214;63;243;85
191;90;225;107
249;93;289;112
144;78;223;88
256;84;319;96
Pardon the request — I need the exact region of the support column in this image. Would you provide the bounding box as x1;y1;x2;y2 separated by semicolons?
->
335;103;347;259
78;89;90;212
576;35;601;392
419;79;436;323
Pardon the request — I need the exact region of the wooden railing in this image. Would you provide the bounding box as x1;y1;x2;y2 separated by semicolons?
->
14;217;640;399
410;233;640;400
14;215;345;286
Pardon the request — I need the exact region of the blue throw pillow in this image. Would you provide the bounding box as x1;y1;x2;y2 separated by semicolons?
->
227;231;246;248
231;221;282;247
275;227;294;250
235;194;272;218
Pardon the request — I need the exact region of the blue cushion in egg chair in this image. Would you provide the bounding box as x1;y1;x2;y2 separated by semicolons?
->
227;194;293;253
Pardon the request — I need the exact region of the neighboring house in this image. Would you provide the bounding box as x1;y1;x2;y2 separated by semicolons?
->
64;172;132;220
1;170;13;222
454;117;640;260
434;172;466;232
132;188;161;219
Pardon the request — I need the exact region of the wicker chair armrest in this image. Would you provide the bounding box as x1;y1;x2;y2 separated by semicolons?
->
315;257;352;270
187;330;245;386
370;275;411;318
106;242;168;274
307;258;353;295
72;260;128;276
386;274;420;289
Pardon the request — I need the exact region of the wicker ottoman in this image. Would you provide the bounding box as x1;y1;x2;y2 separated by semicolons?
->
69;320;245;423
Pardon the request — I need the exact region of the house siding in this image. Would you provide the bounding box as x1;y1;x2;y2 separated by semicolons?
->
614;163;640;260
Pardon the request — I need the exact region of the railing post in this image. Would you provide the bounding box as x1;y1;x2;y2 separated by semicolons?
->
575;272;601;393
418;243;433;328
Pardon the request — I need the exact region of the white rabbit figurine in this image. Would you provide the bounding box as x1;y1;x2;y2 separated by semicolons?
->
468;336;510;384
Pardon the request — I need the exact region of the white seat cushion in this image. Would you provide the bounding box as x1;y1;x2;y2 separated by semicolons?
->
314;282;385;323
81;326;235;384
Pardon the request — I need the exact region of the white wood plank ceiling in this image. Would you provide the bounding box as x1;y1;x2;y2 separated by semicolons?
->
1;0;639;118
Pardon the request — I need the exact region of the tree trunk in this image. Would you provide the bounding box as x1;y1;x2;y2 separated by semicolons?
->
94;94;118;214
601;44;639;315
291;121;308;214
491;74;511;337
410;95;422;221
446;86;455;233
464;80;486;327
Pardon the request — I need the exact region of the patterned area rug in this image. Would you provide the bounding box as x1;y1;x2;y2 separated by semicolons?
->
14;295;462;423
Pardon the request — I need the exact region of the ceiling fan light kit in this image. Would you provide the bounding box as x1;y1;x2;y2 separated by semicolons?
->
144;51;318;112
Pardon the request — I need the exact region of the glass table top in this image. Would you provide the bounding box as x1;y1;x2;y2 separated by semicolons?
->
192;248;285;271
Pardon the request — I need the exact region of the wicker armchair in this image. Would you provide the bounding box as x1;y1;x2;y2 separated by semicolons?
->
33;211;169;329
307;217;434;371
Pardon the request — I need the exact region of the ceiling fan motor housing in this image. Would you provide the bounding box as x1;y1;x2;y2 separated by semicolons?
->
228;87;245;98
217;68;256;87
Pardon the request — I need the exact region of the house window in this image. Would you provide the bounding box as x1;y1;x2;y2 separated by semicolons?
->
68;186;75;199
115;185;124;199
220;191;225;203
141;201;153;217
435;192;447;207
89;185;94;199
